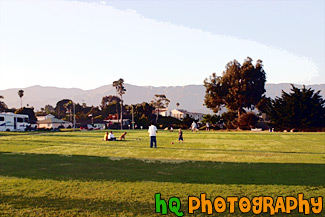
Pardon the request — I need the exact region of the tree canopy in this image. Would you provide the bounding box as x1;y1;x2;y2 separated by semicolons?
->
0;96;8;112
151;94;170;123
125;102;155;127
204;57;266;119
268;85;325;130
101;95;121;110
15;107;37;123
55;99;72;119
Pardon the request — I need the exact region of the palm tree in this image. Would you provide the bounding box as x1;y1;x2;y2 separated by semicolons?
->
18;90;24;108
176;102;180;108
113;78;126;130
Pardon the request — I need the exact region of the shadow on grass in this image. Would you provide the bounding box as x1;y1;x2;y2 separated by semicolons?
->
1;194;311;217
98;143;325;155
1;194;156;216
0;152;324;186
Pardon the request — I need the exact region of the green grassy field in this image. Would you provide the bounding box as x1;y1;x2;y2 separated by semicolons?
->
0;130;324;216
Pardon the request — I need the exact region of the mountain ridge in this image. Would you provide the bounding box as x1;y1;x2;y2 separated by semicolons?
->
1;83;324;114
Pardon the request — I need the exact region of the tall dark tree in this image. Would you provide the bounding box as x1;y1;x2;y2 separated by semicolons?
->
55;99;72;119
113;78;126;129
0;96;8;112
204;57;266;120
151;94;170;123
101;95;121;110
15;107;37;123
125;102;155;127
256;96;272;115
63;101;74;122
201;114;221;125
18;90;24;108
269;85;325;130
44;104;55;114
136;102;155;120
101;95;121;119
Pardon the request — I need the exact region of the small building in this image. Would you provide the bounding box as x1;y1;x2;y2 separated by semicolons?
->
170;109;186;119
155;108;169;117
37;114;55;121
170;109;204;121
37;117;72;129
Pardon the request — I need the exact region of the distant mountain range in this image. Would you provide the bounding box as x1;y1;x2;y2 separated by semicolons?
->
1;83;324;114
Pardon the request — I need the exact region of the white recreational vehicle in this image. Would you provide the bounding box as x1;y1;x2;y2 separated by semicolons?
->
0;112;30;131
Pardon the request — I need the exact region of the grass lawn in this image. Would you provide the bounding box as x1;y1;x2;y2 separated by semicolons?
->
0;130;324;216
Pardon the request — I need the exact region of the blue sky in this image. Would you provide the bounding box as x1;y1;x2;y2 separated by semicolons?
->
0;0;324;90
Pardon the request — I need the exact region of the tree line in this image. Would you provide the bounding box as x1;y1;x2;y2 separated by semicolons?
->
1;58;324;131
0;79;191;129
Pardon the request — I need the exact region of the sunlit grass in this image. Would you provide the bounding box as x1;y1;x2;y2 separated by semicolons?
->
0;130;324;216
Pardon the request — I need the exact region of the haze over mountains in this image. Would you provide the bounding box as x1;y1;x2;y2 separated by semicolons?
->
1;83;324;114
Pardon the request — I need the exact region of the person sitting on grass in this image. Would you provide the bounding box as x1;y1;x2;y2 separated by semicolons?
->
119;132;127;140
103;132;109;141
108;131;117;141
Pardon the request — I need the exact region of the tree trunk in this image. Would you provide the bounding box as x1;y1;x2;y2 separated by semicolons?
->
156;107;159;123
120;99;123;130
116;103;119;124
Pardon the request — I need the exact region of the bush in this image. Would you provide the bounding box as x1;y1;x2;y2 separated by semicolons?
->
221;111;237;129
157;116;182;129
237;112;259;130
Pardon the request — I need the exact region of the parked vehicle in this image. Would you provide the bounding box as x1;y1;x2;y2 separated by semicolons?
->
0;112;30;131
80;124;100;130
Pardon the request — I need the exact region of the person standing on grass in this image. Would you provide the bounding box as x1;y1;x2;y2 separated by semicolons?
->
191;121;197;132
206;122;210;131
148;122;158;148
178;128;184;143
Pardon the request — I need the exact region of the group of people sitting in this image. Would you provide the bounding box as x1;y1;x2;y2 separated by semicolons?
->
103;131;127;141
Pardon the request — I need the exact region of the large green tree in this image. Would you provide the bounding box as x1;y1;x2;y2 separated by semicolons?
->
204;57;266;120
15;107;37;123
101;95;121;120
101;95;121;110
151;94;170;123
125;102;155;127
63;101;74;123
269;85;325;130
201;114;221;125
55;99;72;119
113;78;126;129
44;104;55;114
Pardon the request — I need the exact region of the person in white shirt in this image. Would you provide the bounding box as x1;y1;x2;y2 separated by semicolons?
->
206;122;210;131
108;131;116;141
191;121;197;132
148;122;158;148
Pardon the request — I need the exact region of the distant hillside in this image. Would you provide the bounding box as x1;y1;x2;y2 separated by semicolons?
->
1;83;324;113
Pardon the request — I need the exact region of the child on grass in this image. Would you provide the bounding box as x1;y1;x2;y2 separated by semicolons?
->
178;128;184;143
